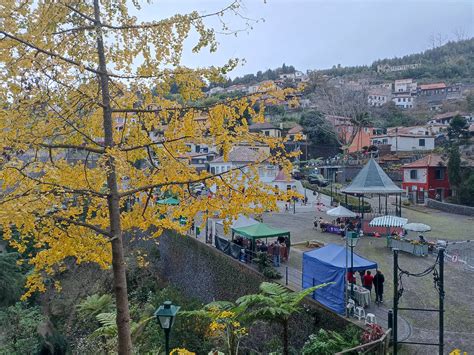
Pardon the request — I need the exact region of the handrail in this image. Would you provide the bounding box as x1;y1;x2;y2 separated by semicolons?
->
335;329;391;354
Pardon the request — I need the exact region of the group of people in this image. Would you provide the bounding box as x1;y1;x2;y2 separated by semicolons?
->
313;216;363;237
235;236;290;267
347;269;385;304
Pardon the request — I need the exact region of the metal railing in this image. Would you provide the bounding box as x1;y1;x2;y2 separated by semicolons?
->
335;329;392;355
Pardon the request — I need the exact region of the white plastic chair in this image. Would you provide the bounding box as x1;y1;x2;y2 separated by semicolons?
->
346;299;355;314
365;313;377;325
354;306;366;321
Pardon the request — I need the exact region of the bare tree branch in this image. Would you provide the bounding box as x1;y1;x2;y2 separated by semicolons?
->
40;143;105;154
49;215;113;239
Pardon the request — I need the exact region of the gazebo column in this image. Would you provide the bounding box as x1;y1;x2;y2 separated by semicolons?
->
378;194;381;214
395;194;398;216
399;193;402;217
385;195;388;215
361;194;365;219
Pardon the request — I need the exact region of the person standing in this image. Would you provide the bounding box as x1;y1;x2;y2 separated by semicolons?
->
347;271;356;284
273;241;281;267
362;270;374;293
373;270;385;304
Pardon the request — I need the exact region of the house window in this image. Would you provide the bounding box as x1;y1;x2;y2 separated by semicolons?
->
382;139;388;144
410;170;418;179
419;139;425;147
435;168;445;180
264;131;270;136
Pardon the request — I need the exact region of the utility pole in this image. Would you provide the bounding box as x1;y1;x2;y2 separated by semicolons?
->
393;249;399;355
439;247;445;355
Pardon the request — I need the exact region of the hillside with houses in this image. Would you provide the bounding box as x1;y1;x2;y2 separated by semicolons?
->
201;39;474;207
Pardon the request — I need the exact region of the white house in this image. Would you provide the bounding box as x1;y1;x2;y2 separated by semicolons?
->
392;94;415;109
278;71;307;82
368;89;391;107
208;86;225;96
427;111;472;126
271;169;303;194
371;134;435;152
394;79;417;93
249;122;282;138
208;146;278;182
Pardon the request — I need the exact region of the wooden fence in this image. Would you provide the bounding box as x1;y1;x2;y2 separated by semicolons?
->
335;329;392;355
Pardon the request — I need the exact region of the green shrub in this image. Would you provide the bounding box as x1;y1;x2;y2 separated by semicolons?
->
255;252;272;272
263;267;282;280
0;303;46;354
301;326;361;355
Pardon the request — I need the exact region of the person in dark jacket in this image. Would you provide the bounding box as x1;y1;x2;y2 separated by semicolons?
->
373;270;385;304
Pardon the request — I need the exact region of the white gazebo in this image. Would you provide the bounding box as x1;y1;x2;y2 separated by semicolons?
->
342;158;404;217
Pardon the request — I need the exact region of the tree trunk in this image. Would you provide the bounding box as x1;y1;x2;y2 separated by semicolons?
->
93;0;132;354
282;319;289;355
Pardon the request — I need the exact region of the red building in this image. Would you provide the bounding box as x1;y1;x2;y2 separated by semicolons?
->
402;154;451;203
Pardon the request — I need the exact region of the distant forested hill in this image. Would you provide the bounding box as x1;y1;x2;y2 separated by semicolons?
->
321;38;474;82
212;63;296;88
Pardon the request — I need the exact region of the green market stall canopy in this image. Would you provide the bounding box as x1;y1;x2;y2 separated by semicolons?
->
232;222;290;243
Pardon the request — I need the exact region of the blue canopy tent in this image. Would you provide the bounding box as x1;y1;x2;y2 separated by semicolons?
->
302;244;377;314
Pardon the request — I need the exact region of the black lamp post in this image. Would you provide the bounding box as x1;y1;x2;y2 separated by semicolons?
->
347;232;359;300
155;301;180;355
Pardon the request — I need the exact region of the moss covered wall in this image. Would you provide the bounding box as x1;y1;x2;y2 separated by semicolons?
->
155;232;263;302
154;232;352;330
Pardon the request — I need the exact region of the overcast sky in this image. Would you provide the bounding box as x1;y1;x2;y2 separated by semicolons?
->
136;0;474;78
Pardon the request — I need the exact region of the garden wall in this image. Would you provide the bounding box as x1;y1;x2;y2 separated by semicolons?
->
133;231;359;351
426;198;474;216
154;232;352;329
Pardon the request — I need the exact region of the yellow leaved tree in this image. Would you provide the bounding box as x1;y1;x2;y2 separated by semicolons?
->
0;1;298;353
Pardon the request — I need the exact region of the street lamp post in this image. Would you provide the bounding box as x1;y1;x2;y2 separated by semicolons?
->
155;301;180;355
347;232;359;300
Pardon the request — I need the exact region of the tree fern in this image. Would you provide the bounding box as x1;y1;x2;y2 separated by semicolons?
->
236;282;331;355
77;294;114;319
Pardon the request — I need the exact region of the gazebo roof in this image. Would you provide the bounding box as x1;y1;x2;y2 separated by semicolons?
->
342;158;403;194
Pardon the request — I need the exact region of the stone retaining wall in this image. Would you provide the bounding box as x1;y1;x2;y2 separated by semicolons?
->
152;232;355;350
426;198;474;216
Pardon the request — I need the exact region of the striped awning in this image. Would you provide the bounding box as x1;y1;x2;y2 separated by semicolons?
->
369;215;408;227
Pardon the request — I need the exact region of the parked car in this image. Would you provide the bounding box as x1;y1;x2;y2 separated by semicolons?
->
291;170;305;180
307;174;329;187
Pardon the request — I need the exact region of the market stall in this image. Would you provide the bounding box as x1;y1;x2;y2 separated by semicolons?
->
388;237;430;256
321;205;358;235
369;215;408;237
347;284;371;307
232;222;291;261
302;244;377;314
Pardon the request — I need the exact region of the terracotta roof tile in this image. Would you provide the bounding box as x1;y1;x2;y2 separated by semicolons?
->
249;122;280;131
403;154;445;168
212;147;265;163
287;124;304;134
432;111;466;121
419;83;446;90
